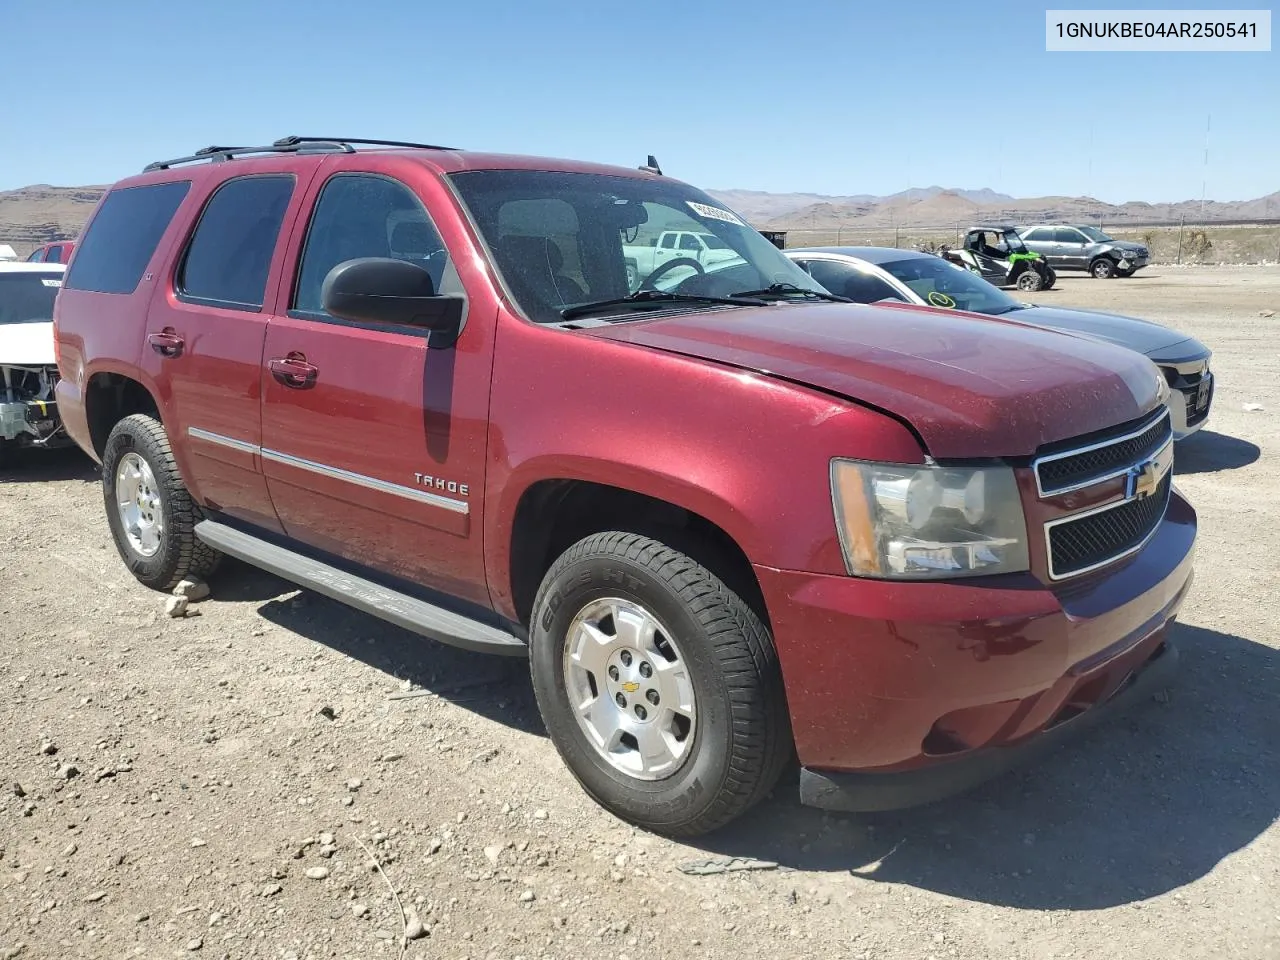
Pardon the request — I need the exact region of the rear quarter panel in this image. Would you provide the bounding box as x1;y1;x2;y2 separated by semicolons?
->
53;173;212;462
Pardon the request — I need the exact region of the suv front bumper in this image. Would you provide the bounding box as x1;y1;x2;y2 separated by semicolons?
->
754;487;1196;812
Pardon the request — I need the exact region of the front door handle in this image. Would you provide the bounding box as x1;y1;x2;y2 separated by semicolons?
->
148;330;184;358
269;355;319;389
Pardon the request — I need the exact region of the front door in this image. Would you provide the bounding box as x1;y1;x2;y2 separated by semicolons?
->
1054;228;1089;269
142;165;313;533
259;166;494;606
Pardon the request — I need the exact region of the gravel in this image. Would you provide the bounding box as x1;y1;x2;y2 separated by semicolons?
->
1;266;1277;960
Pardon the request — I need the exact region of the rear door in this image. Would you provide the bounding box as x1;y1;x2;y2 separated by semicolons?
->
258;162;494;605
1021;227;1061;265
142;163;316;533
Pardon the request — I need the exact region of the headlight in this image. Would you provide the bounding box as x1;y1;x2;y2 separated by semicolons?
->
830;460;1030;579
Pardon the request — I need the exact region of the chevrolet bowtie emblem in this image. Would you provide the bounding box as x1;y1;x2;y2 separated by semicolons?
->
621;682;640;693
1126;458;1160;500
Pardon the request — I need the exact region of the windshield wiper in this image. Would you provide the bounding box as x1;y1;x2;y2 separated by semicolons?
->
560;290;766;321
729;282;852;303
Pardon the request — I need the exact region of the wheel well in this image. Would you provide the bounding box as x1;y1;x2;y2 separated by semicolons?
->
85;373;160;455
509;480;768;629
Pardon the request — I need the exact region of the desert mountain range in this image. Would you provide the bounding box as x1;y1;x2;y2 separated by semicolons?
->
2;182;1279;253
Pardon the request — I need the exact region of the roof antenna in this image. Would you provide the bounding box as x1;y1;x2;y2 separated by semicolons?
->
639;154;662;176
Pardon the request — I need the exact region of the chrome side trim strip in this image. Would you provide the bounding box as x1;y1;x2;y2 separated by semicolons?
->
261;448;470;514
1032;407;1171;498
188;426;260;455
185;427;470;515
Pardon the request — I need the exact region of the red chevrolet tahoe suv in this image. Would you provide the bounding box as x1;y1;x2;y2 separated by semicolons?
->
53;137;1196;836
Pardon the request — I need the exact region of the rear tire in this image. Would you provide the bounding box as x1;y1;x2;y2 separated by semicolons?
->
1091;257;1116;279
529;531;791;836
102;413;222;590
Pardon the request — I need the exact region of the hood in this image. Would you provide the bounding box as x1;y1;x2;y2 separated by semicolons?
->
1000;305;1203;360
0;321;55;366
1111;240;1148;253
586;301;1164;459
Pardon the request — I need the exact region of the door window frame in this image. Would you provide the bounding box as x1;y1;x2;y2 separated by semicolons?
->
283;170;468;339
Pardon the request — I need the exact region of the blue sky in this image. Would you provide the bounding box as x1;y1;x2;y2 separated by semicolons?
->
2;0;1275;201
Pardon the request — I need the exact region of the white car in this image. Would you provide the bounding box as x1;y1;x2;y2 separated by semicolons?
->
1;261;68;461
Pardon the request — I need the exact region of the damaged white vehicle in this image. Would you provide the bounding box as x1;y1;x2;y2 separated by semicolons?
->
0;261;69;461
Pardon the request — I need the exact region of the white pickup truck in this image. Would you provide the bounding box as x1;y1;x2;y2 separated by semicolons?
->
622;230;744;287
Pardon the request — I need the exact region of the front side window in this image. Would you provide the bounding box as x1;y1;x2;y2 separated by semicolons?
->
449;169;821;323
679;234;701;251
26;248;45;262
64;180;191;295
0;272;62;324
878;256;1024;316
292;174;454;316
1076;226;1114;243
1054;228;1086;244
178;175;294;310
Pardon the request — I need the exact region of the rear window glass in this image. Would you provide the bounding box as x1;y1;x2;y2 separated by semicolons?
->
0;272;62;324
64;181;190;295
178;175;294;310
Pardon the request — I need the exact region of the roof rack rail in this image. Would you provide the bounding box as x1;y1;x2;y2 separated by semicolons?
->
143;136;458;173
273;135;460;151
143;140;355;172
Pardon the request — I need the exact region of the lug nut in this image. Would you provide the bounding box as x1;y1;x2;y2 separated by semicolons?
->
646;690;659;705
639;662;652;678
615;693;627;708
634;705;648;721
620;650;633;667
608;665;619;681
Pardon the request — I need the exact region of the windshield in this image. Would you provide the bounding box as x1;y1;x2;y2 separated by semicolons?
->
879;256;1024;316
448;170;823;323
1077;226;1113;242
0;272;61;325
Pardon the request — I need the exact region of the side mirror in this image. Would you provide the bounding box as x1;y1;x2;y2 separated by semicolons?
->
321;257;463;345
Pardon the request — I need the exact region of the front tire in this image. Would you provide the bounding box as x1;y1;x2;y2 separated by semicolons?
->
1015;268;1044;292
1091;257;1116;279
529;532;791;836
102;413;221;590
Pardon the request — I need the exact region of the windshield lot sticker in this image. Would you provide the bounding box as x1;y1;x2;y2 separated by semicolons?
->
41;278;63;287
927;291;955;307
686;201;746;227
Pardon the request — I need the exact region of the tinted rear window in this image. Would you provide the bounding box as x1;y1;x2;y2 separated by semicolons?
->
0;272;62;324
177;175;294;310
64;181;190;295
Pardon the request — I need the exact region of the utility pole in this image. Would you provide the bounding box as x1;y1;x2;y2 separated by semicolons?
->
1200;114;1210;220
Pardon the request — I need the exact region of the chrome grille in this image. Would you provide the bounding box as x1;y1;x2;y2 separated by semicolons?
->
1046;474;1171;579
1034;409;1172;496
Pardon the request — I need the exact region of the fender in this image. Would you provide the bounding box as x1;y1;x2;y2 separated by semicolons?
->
482;317;925;619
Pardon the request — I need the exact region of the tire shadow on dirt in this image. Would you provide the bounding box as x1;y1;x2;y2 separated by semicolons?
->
220;563;544;735
1173;430;1261;475
691;623;1279;911
0;446;98;483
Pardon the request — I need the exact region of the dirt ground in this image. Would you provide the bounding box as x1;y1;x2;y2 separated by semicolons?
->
2;266;1277;960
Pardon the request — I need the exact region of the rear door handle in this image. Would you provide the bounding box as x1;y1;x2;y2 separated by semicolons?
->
148;330;184;358
269;355;319;389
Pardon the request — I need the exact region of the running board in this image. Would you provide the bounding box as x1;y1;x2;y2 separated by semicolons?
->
194;520;527;656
